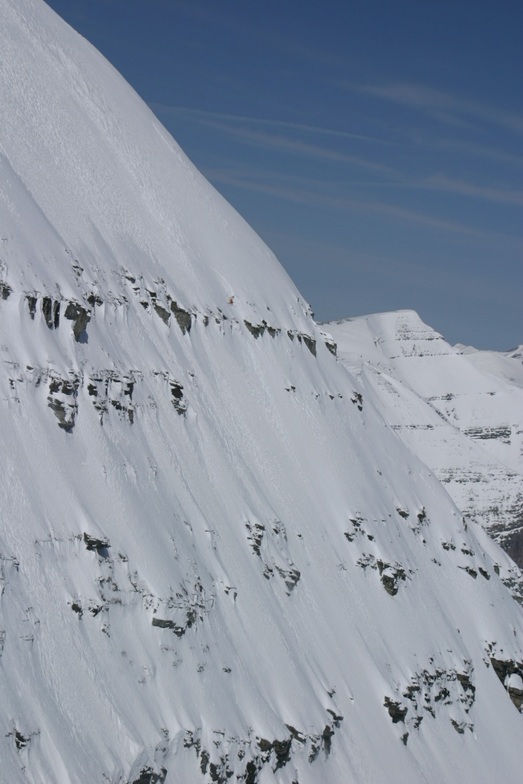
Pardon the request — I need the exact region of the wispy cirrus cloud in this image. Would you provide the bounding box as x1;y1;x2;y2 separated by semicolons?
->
153;104;396;147
424;175;523;207
153;104;399;177
434;139;523;168
205;167;518;242
205;157;523;221
154;97;522;254
155;104;523;186
211;126;395;177
352;82;523;136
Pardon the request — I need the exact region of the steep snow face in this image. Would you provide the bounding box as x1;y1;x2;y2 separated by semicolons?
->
457;343;523;390
327;310;523;573
0;0;312;333
0;3;522;784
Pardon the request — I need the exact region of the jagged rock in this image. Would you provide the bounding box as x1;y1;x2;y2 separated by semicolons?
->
209;758;233;783
153;303;170;325
0;282;11;299
301;334;316;356
26;294;37;318
64;301;91;341
47;396;77;431
276;565;301;593
256;737;291;770
86;292;103;307
169;381;186;414
14;730;29;750
42;296;60;329
326;709;343;728
151;617;184;635
323;336;337;356
499;523;523;569
46;374;80;431
351;391;363;410
246;522;265;556
380;564;406;595
385;662;476;737
272;738;292;769
357;554;410;595
130;767;167;784
83;533;110;556
384;697;408;723
490;656;523;710
507;674;523;711
244;320;265;338
170;301;192;333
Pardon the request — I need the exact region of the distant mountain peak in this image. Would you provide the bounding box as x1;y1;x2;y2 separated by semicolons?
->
328;312;523;576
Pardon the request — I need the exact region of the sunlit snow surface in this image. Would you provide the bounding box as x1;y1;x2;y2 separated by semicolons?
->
0;2;522;782
327;311;523;572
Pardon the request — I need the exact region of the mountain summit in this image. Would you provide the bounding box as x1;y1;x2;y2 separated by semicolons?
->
0;2;522;783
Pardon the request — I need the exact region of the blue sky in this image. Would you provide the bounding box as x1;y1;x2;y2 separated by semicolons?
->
44;0;522;349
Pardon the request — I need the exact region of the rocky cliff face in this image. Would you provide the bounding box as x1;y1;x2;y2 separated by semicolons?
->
0;2;522;783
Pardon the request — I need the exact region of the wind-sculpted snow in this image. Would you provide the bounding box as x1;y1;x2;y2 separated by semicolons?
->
0;2;522;782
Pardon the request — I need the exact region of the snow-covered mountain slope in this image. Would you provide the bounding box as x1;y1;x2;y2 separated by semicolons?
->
326;310;523;575
457;342;523;390
0;2;522;783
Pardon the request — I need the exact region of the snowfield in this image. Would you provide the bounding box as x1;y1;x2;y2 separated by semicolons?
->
0;2;522;783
